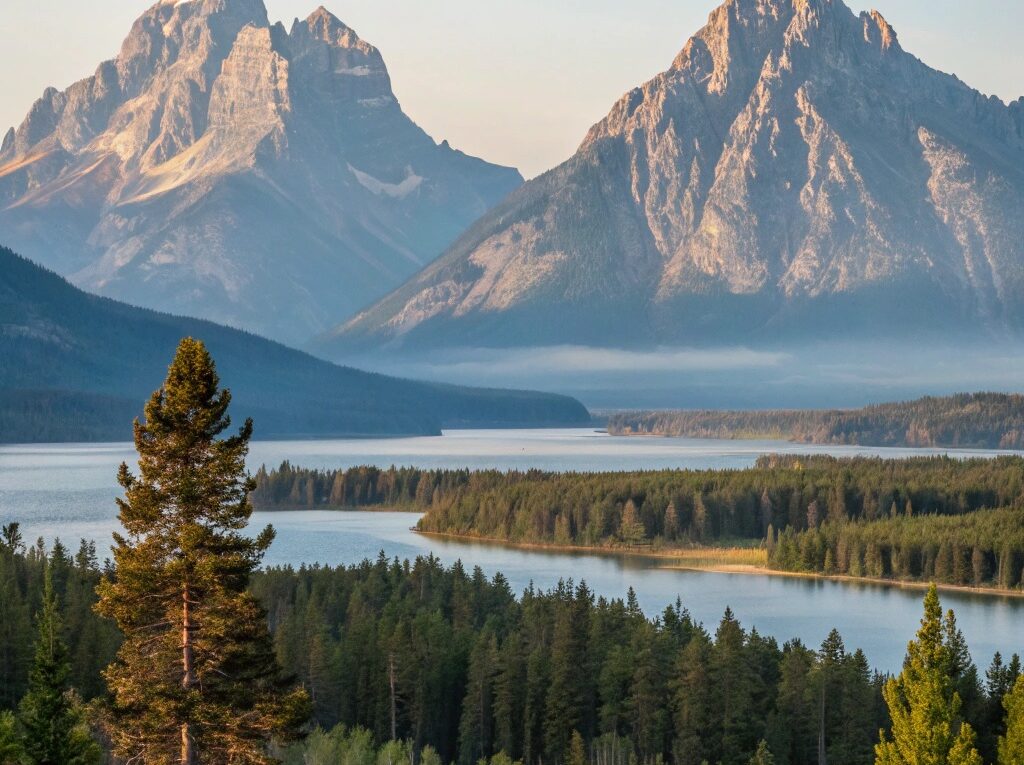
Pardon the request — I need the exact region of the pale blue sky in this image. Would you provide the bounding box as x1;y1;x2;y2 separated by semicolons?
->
2;0;1021;177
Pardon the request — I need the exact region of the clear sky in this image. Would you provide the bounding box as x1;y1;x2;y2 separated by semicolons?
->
2;0;1021;178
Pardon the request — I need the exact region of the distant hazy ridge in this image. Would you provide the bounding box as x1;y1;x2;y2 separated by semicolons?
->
607;393;1024;450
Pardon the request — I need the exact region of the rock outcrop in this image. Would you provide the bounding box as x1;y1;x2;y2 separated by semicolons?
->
0;0;521;344
327;0;1024;353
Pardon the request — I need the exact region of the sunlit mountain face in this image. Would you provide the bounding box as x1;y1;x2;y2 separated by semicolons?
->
0;0;522;345
327;0;1024;357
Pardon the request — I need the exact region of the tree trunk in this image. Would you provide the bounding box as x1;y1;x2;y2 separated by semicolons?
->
182;583;196;765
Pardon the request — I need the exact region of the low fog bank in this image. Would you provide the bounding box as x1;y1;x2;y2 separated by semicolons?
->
338;342;1024;410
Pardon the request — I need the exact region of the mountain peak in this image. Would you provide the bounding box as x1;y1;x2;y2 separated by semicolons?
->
305;5;345;29
327;0;1024;355
307;5;338;21
297;5;370;50
0;0;522;345
863;8;900;51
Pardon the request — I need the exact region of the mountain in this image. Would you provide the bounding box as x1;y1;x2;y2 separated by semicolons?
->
326;0;1024;354
0;0;521;345
0;245;589;443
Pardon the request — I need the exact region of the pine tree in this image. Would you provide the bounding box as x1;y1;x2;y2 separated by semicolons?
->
628;624;669;763
672;630;712;765
833;649;876;765
1000;676;1024;765
17;567;100;765
492;632;526;760
748;740;775;765
95;338;309;764
459;630;499;765
0;712;22;765
567;729;587;765
983;653;1021;761
692;492;708;541
806;500;821;530
663;502;681;541
543;584;593;764
1;523;23;552
0;545;32;709
764;641;815;765
875;585;982;765
759;489;773;535
619;500;647;546
711;608;757;765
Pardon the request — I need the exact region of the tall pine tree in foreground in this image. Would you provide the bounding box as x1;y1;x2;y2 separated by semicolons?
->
17;567;100;765
96;338;309;764
875;585;982;765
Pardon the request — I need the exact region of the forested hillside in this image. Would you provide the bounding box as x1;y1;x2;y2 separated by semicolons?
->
253;456;1024;590
607;393;1024;449
0;245;588;443
4;535;1023;765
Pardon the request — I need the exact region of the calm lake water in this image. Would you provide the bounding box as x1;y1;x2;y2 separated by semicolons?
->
1;428;1021;673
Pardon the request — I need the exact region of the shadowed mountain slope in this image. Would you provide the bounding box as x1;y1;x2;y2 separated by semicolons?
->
0;245;589;443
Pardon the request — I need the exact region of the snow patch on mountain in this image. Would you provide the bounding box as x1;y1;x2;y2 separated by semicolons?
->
348;164;424;198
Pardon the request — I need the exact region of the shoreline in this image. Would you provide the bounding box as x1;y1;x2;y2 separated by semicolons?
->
414;529;1024;599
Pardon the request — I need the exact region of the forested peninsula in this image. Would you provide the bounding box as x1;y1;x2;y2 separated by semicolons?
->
252;456;1024;591
606;392;1024;449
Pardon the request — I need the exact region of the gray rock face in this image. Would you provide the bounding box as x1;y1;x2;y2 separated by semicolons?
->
0;0;521;344
328;0;1024;353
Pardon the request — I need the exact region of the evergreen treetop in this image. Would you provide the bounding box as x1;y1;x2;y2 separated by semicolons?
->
875;585;982;765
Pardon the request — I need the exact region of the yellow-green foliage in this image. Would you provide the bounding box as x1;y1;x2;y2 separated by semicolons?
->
1000;676;1024;765
875;586;982;765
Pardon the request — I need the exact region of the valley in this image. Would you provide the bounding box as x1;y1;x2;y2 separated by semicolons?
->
1;0;1022;762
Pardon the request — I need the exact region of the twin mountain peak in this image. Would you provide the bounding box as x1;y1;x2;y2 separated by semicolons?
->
3;0;1023;353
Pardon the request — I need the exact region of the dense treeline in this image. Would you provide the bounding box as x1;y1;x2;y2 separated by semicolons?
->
258;553;893;765
769;507;1024;588
0;390;139;443
251;462;469;511
607;392;1024;449
254;457;1024;588
255;456;1024;531
4;536;1024;765
0;525;120;710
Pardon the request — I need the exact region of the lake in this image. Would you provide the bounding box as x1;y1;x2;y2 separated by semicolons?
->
1;428;1021;673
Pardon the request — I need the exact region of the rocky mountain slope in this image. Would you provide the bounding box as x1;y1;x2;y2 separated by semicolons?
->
0;245;588;443
327;0;1024;354
0;0;521;344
